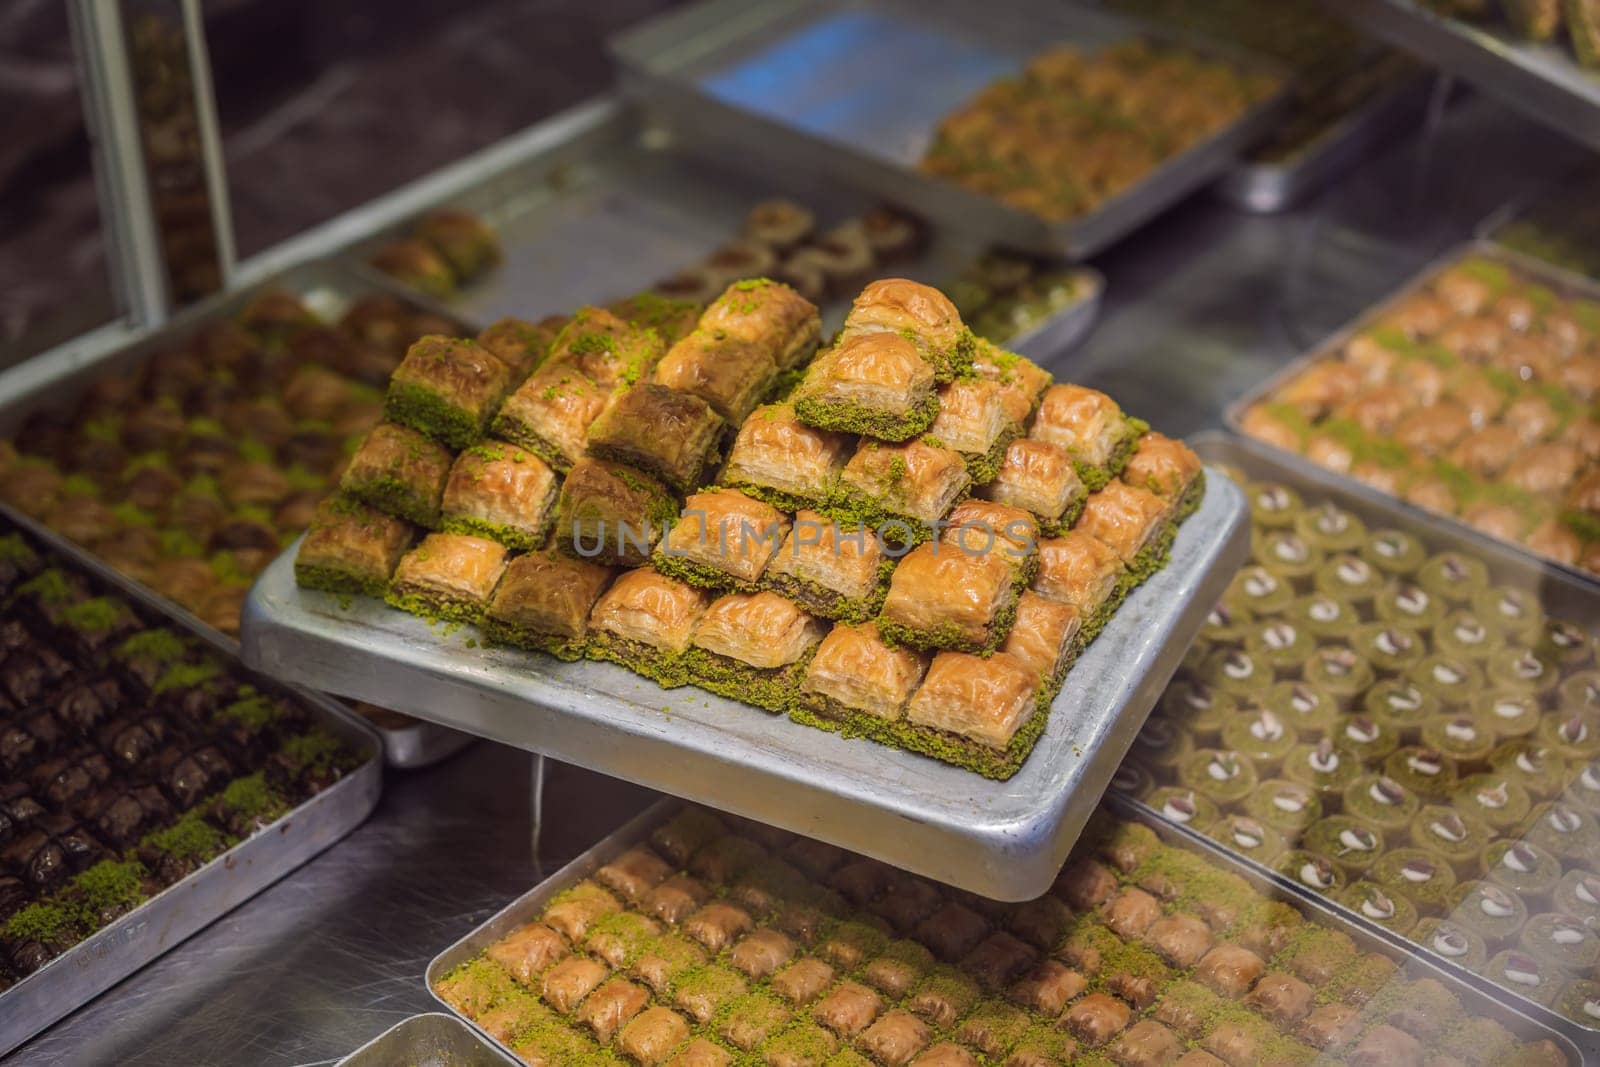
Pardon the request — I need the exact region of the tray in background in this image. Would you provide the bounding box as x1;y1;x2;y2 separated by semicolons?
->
610;0;1291;258
336;1013;517;1067
358;708;476;770
239;471;1248;902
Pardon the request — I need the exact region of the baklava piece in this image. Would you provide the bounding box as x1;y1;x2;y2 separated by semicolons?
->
1122;431;1203;513
618;1006;691;1066
697;278;821;372
973;339;1051;427
797;621;930;726
976;438;1087;535
1001;592;1081;706
588;568;712;688
718;403;853;514
924;378;1018;482
743;199;815;252
907;651;1038;763
941;499;1040;591
553;459;676;568
1033;529;1126;634
492;358;616;472
608;292;701;346
384;335;511;448
413;208;500;281
385;532;508;623
683;592;828;712
438;440;558;549
839;278;975;382
1030;383;1144;490
1077;480;1174;582
831;438;970;542
655;488;790;591
338;421;453;526
761;510;891;622
791;332;938;442
483;550;616;660
292;494;414;597
878;542;1018;654
653;329;778;425
587;384;725;495
488;922;569;985
547;306;666;391
476;315;563;382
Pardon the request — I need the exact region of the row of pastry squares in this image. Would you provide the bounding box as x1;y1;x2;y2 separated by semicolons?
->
305;277;1202;753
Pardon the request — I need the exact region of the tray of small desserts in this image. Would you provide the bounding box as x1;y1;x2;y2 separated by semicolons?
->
610;0;1291;258
335;1013;517;1067
240;273;1248;900
351;98;1106;361
426;796;1579;1065
1232;241;1600;585
0;505;380;1057
0;257;473;770
1116;430;1600;1048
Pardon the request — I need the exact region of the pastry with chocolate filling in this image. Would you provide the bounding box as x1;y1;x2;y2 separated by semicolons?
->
385;533;508;624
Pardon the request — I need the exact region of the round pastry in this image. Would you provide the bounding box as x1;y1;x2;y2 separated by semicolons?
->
1416;552;1490;605
1538;713;1600;762
1383;746;1458;800
1559;670;1600;713
1524;802;1600;867
1220;706;1297;770
1537;618;1594;671
1146;786;1218;831
1485;647;1559;696
1352;623;1425;676
1108;761;1154;799
1474;690;1542;742
1411;918;1488;972
1335;881;1416;934
1312;553;1385;604
1451;881;1529;944
1245;621;1315;674
1334;715;1399;765
1361;528;1427;576
1375;580;1445;631
1566;757;1600;814
1305;815;1386;877
1158;680;1234;742
1410;805;1491;874
1178;748;1259;806
1246;482;1301;529
1130;716;1194;773
1225;565;1294;617
1343;774;1420;836
1288;593;1362;643
1483;840;1563;902
1295;502;1367;554
1244;778;1322;835
1481;949;1560;1007
1418;714;1495;769
1555;980;1600;1029
1371;848;1457;910
1283;739;1361;797
1199;600;1252;645
1274;850;1344;894
1451;774;1532;835
1553;869;1600;926
1207;814;1288;866
1490;741;1569;800
1198;648;1271;698
1433;610;1497;662
1304;647;1375;701
1405;654;1483;707
1268;681;1341;737
1362;680;1438;736
1252;529;1322;582
1471;586;1545;642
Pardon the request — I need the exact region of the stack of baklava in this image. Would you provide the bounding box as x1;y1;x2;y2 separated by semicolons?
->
296;276;1203;778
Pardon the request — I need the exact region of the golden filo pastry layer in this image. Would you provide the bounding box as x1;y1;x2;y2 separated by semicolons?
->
590;569;712;654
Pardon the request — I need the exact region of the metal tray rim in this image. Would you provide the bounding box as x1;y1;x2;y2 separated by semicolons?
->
335;1012;520;1067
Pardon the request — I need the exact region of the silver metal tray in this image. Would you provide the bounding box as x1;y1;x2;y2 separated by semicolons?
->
0;504;383;1057
340;98;1105;363
1216;72;1435;214
239;470;1247;902
337;1013;517;1067
1225;239;1600;589
427;795;1581;1064
610;0;1292;259
371;716;477;771
1338;0;1600;154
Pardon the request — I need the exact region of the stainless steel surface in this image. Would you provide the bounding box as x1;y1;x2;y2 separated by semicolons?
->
376;719;477;772
335;1014;516;1067
1338;0;1600;154
611;0;1291;258
241;475;1246;902
0;503;384;1059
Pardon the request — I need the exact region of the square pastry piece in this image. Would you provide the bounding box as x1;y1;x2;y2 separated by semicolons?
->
833;439;970;542
1121;431;1204;515
1002;592;1083;706
553;459;676;568
655;488;790;591
386;532;508;623
976;438;1086;536
547;306;666;390
798;621;930;725
791;333;938;441
476;315;564;383
973;339;1051;427
653;329;777;425
925;378;1018;482
587;384;725;495
339;421;455;527
718;403;854;513
879;541;1018;654
697;278;822;372
492;357;616;472
1076;480;1173;576
439;440;558;549
1030;383;1144;490
839;278;975;382
762;509;891;622
606;292;701;345
483;550;616;660
588;569;713;687
1034;529;1126;634
683;592;828;712
293;494;414;597
908;651;1039;759
384;335;513;448
941;499;1040;591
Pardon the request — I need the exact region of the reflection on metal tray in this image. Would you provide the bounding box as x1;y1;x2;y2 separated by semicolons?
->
239;472;1247;902
368;714;477;771
1129;431;1600;1054
1339;0;1600;154
610;0;1291;258
0;505;382;1057
336;1013;517;1067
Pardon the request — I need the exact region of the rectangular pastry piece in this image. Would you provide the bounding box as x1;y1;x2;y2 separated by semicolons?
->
791;333;938;442
1001;591;1082;707
293;494;414;597
338;421;454;526
586;384;725;495
696;278;822;372
973;339;1051;428
1120;431;1203;517
717;403;854;513
831;439;970;542
439;440;558;549
682;592;828;712
839;278;975;382
588;568;713;687
924;378;1018;482
475;315;564;383
907;650;1038;752
941;499;1040;591
1033;529;1126;637
553;458;676;568
491;356;617;472
655;488;790;591
1076;480;1174;581
607;292;702;346
761;509;892;622
385;532;508;623
1029;383;1144;491
878;542;1018;653
652;329;777;425
483;549;616;659
384;335;512;448
797;621;930;725
546;306;666;390
975;439;1086;536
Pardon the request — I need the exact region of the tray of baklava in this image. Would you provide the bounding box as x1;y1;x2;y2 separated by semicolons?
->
1116;431;1600;1050
240;270;1247;900
0;257;472;769
427;796;1579;1066
0;505;379;1057
610;0;1290;259
352;97;1105;361
1232;242;1600;586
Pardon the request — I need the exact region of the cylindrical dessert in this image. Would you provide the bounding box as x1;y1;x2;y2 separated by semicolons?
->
1220;706;1297;770
1206;814;1288;866
1491;741;1571;800
1305;815;1386;878
1419;714;1496;770
1410;805;1492;876
1362;527;1427;576
1226;565;1294;617
1363;680;1439;737
1485;646;1559;696
1198;647;1272;698
1451;774;1532;835
1537;618;1594;671
1269;680;1342;737
1199;600;1252;645
1560;670;1600;713
1178;748;1259;807
1253;529;1322;582
1482;840;1563;904
1334;715;1400;766
1553;869;1600;926
1520;912;1600;973
1305;647;1375;701
1472;586;1545;643
1353;623;1426;676
1289;593;1362;642
1406;654;1485;707
1158;679;1234;742
1146;786;1219;832
1451;881;1529;945
1416;551;1490;605
1244;778;1322;836
1376;581;1447;631
1524;802;1600;868
1475;690;1542;742
1245;620;1316;673
1556;979;1600;1030
1295;501;1367;553
1131;716;1194;774
1246;481;1301;529
1482;949;1560;1007
1284;739;1362;797
1336;881;1418;934
1344;774;1421;837
1372;848;1457;912
1412;917;1488;971
1313;553;1385;604
1434;610;1496;662
1274;849;1345;894
1384;746;1459;800
1537;712;1600;762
